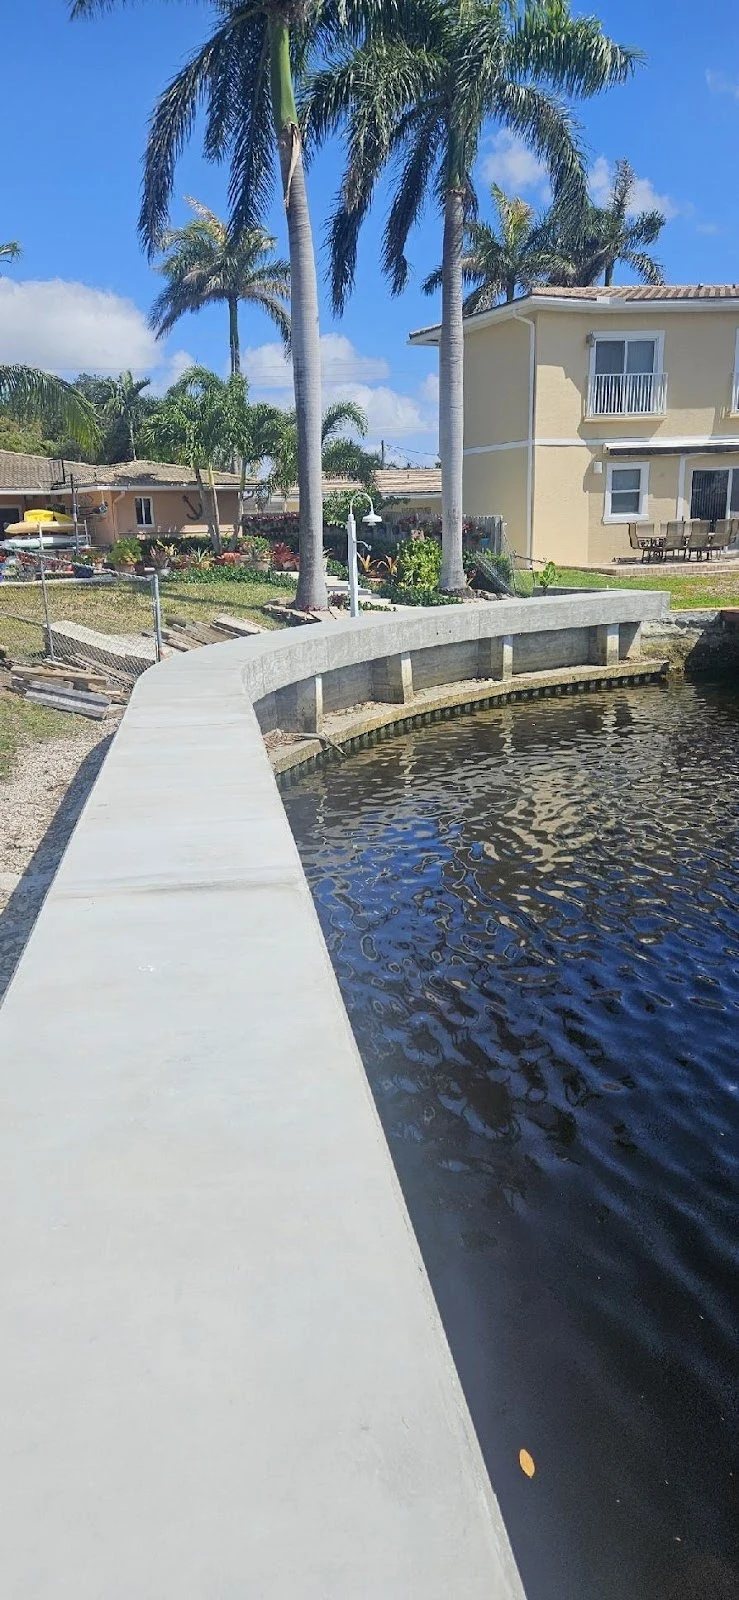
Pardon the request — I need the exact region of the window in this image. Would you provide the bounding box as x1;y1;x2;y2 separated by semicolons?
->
605;463;649;522
134;496;154;528
588;332;665;416
0;506;20;535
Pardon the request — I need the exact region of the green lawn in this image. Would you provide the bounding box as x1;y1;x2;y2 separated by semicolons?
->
553;566;739;610
0;573;297;660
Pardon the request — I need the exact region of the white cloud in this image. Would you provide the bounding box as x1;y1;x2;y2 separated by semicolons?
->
243;330;433;442
149;347;195;395
325;381;435;437
243;332;389;390
706;68;739;99
589;156;679;220
479;131;549;196
0;277;159;373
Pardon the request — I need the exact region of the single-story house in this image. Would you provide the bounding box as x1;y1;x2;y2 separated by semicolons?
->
0;451;242;547
264;466;442;523
0;452;442;544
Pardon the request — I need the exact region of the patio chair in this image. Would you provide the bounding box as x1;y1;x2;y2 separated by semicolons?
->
708;520;732;557
627;523;663;562
663;521;688;559
685;521;712;560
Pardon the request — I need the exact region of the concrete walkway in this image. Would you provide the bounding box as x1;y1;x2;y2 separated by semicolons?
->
0;629;526;1600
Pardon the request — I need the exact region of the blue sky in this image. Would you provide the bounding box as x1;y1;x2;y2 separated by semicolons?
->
3;0;739;460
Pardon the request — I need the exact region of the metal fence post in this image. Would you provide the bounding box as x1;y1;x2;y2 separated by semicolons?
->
38;542;55;661
151;572;163;663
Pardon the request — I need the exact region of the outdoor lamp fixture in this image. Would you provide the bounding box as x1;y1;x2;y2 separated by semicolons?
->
347;492;382;618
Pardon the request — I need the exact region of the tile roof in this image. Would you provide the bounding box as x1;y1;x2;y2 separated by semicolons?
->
106;459;240;489
0;450;240;494
529;284;739;302
319;467;441;498
0;450;98;492
376;466;441;497
409;283;739;342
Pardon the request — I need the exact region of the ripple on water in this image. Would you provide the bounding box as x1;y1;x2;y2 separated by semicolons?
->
284;682;739;1600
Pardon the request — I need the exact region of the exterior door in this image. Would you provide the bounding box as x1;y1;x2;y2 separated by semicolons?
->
690;470;729;525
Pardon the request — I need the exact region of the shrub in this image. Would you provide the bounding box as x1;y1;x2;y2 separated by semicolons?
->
241;533;271;561
110;536;142;568
270;541;298;571
379;535;458;606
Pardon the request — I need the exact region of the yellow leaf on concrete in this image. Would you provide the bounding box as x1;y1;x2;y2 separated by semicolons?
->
519;1448;536;1478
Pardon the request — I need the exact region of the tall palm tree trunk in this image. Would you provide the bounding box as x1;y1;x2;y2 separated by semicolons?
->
228;296;241;376
129;417;137;460
439;187;466;592
269;19;326;611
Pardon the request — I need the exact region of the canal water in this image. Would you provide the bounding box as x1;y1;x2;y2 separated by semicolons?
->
283;681;739;1600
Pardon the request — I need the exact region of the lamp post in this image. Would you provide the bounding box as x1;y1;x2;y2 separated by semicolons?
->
347;492;382;619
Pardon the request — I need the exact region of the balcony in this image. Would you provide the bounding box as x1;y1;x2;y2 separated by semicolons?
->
586;371;668;419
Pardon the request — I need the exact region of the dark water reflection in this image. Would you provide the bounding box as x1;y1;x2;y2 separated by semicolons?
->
283;682;739;1600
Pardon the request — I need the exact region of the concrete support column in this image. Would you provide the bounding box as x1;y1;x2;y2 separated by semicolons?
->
478;634;514;681
372;652;414;704
619;622;642;661
296;673;323;733
594;623;620;667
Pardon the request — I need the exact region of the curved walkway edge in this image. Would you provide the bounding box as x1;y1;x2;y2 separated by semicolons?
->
0;595;667;1599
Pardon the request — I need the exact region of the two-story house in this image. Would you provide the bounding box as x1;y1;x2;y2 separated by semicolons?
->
410;284;739;567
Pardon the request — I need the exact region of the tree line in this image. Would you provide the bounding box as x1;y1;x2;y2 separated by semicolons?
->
2;0;661;605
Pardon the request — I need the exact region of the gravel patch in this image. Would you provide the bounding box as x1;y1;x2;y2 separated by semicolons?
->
0;720;120;999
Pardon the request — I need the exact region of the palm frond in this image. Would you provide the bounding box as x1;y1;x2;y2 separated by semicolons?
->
506;5;641;97
0;365;99;452
321;400;368;442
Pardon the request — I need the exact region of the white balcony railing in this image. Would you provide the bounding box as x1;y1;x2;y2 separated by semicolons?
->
731;372;739;414
586;370;668;418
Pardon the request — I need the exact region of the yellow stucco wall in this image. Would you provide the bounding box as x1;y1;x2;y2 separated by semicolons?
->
463;316;531;449
534;306;739;442
463;445;528;557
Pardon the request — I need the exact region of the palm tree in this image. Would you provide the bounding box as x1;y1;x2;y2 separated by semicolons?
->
150;198;290;376
102;370;152;460
70;0;364;611
422;182;573;311
267;399;369;499
547;159;665;287
141;365;237;552
0;241;21;265
308;0;638;590
0;365;98;452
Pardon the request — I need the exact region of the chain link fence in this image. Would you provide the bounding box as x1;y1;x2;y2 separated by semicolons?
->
0;558;163;680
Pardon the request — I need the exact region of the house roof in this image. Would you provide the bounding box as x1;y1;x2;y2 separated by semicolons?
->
528;284;739;302
376;466;441;498
274;467;441;503
0;449;240;495
409;284;739;344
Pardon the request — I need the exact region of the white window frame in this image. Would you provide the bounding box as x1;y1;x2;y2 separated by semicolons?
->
588;329;665;384
134;495;154;528
731;330;739;413
688;464;739;520
604;461;650;524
